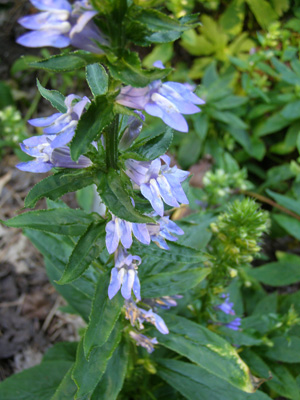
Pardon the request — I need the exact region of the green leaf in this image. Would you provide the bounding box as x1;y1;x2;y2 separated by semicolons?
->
254;113;290;137
265;336;300;363
133;241;205;263
98;169;153;223
51;367;77;400
273;214;300;240
157;359;271;400
271;57;300;85
247;252;300;286
84;274;123;356
91;339;129;400
245;0;278;29
30;51;104;72
176;213;214;250
209;109;248;129
107;51;171;87
132;128;173;160
280;100;300;120
58;222;105;284
219;0;245;36
154;314;255;393
76;185;95;213
3;208;95;236
242;349;300;400
72;323;122;399
25;169;96;208
267;189;300;216
25;229;94;321
70;95;114;161
43;342;77;363
86;64;109;97
36;79;66;113
142;268;211;298
0;361;72;400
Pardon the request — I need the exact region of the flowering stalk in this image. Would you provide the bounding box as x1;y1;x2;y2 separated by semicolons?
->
105;114;119;170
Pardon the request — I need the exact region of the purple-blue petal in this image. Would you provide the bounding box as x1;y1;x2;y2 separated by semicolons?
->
17;30;70;48
108;267;122;299
16;160;53;173
105;220;119;255
28;113;62;127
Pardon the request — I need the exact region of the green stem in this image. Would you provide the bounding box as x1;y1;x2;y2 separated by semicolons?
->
105;114;119;169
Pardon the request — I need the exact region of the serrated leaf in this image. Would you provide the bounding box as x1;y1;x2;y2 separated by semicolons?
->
98;169;153;223
30;51;105;72
133;241;205;263
86;63;108;96
36;79;67;113
107;51;171;87
72;323;122;400
58;222;105;284
157;359;271;400
91;340;129;400
3;208;95;236
0;361;72;400
51;367;77;400
84;274;123;356
132;128;173;160
70;95;114;161
25;229;94;321
25;169;96;208
154;314;256;393
142;267;211;298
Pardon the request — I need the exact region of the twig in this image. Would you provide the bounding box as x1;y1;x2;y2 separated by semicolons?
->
240;190;300;222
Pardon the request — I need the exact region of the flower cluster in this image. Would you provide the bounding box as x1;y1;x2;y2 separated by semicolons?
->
126;299;169;353
217;294;242;331
17;94;91;173
117;62;205;132
17;0;106;52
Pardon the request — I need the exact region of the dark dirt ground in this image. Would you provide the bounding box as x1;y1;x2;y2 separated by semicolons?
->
0;156;84;380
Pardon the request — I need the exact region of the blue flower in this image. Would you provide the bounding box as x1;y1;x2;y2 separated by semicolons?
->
147;216;184;250
105;214;150;255
16;135;91;173
119;111;145;150
108;247;142;301
125;155;189;216
129;331;158;353
125;299;169;335
17;0;106;52
217;294;235;316
28;94;90;148
117;62;204;133
225;317;242;331
145;295;183;310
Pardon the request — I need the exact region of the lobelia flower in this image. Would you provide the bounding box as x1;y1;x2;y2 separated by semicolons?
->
129;331;158;353
16;135;91;173
125;299;169;335
117;62;205;133
17;0;106;52
225;317;242;331
105;214;150;255
119;111;145;151
144;295;183;310
216;294;235;316
28;94;90;149
125;155;189;217
108;246;142;301
147;216;184;250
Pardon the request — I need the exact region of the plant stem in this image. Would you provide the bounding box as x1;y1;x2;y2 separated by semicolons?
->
105;114;119;169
